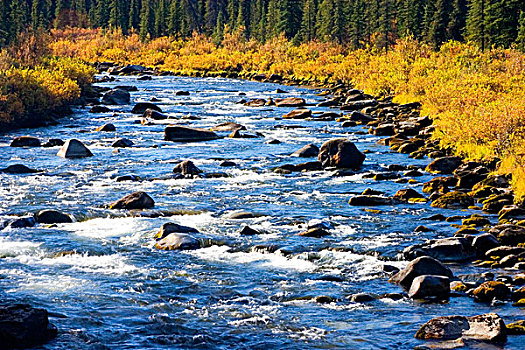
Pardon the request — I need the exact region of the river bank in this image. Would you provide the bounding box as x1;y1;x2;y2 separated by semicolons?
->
2;68;525;348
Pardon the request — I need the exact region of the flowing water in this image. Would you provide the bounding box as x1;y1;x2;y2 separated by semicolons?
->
0;76;522;349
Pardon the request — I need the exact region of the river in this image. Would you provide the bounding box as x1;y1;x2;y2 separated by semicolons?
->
0;75;522;349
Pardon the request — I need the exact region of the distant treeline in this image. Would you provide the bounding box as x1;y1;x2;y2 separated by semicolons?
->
1;0;525;50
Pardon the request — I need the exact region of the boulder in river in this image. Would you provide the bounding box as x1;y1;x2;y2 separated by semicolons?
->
415;313;507;343
408;275;450;299
142;109;169;120
155;233;200;250
131;102;162;114
292;144;319;158
110;191;154;210
57;139;93;159
348;195;392;206
0;304;58;349
155;222;200;240
274;97;306;107
431;191;474;209
389;256;453;290
298;227;330;238
244;99;267;107
318;138;365;169
10;136;41;147
111;138;134;148
393;189;425;202
239;226;262;236
102;88;131;105
472;233;499;256
283;109;312;119
426;156;463;174
96;123;116;132
34;210;73;224
164;126;220;142
89;105;111;113
0;164;40;174
472;281;510;302
173;160;202;175
212;122;246;132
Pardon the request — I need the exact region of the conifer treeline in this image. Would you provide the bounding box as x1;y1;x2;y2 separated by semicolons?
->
1;0;525;51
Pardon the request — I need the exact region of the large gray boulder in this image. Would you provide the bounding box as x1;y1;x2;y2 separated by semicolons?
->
102;88;131;105
131;102;162;114
173;160;202;175
164;126;220;142
415;313;507;343
10;136;41;147
292;144;319;158
57;139;93;159
34;210;73;224
408;275;450;299
155;233;201;250
155;222;200;240
389;256;453;290
318;139;365;169
110;192;154;210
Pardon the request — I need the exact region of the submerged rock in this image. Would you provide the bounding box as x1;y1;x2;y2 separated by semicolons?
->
89;105;111;113
111;138;134;148
110;191;155;210
0;164;40;174
318;138;365;169
34;210;73;224
0;304;58;349
164;126;220;142
57;139;93;159
415;313;506;343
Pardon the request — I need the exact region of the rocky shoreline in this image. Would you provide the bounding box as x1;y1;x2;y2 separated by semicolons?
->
2;64;525;348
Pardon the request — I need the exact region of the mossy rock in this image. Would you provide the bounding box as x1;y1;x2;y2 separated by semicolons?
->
512;299;525;307
506;320;525;334
455;227;480;236
475;260;496;267
450;281;468;292
431;191;474;209
472;281;511;302
469;185;497;199
462;216;491;227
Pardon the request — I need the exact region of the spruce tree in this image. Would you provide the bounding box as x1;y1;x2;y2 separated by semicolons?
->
31;0;52;30
0;0;8;46
204;0;218;34
448;0;467;41
168;0;181;36
154;0;168;37
266;0;283;39
54;0;69;29
212;9;224;44
466;0;487;51
428;0;450;49
140;0;155;40
129;0;141;31
9;0;29;43
516;10;525;52
299;0;317;42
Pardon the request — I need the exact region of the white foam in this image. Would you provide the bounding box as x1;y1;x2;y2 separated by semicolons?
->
66;217;151;240
189;245;317;272
0;237;41;257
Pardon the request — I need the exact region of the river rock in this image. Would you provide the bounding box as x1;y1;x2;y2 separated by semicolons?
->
155;233;201;250
393;188;425;202
89;105;111;113
496;225;525;246
131;102;162;114
347;111;374;123
292;144;319;158
42;139;65;147
4;216;36;229
348;195;392;206
173;160;202;175
423;176;457;193
472;234;500;256
283;109;312;119
426;157;463;174
415;313;506;343
408;275;450;299
212;122;246;132
431;191;474;209
164;126;220;142
239;226;262;236
155;222;199;240
318;139;365;169
472;281;510;302
349;293;376;303
34;210;73;224
498;206;525;221
389;256;453;290
298;227;330;238
244;99;267;107
0;164;40;174
506;320;525;335
274;97;306;107
120;64;146;74
0;304;58;349
10;136;41;147
341;100;378;111
485;245;525;259
96;123;116;132
110;191;154;210
102;88;131;105
175;90;190;96
112;138;134;148
57;139;93;158
403;238;474;262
